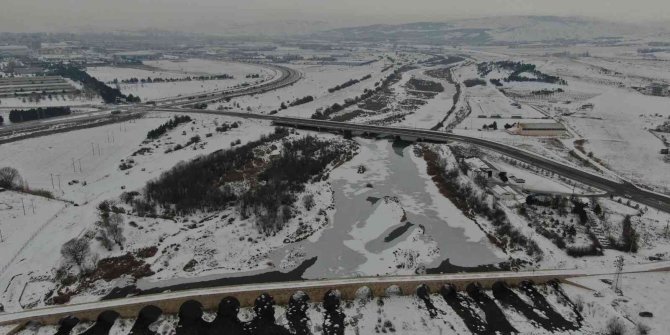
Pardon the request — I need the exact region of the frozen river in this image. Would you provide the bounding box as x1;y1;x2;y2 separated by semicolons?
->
278;138;503;279
135;138;502;293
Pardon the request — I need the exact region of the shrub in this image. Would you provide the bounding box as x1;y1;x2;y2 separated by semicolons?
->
61;238;90;268
606;318;625;335
0;167;23;190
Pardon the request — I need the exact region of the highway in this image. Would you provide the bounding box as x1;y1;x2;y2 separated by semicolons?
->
147;63;301;107
0;63;301;141
1;62;667;212
155;108;670;213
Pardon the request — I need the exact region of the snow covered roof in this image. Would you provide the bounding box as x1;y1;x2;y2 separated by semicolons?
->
518;122;566;131
464;157;490;170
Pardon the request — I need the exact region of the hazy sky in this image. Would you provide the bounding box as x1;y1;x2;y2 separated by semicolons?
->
1;0;668;34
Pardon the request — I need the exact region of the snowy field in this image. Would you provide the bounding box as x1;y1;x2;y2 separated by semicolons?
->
0;112;282;310
86;60;277;101
211;61;390;117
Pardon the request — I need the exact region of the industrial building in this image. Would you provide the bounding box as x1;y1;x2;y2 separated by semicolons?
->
0;45;30;57
509;122;567;136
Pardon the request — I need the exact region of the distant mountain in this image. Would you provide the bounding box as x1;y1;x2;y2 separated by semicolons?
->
308;16;666;45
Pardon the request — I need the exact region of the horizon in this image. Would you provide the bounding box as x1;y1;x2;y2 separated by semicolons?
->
0;0;669;35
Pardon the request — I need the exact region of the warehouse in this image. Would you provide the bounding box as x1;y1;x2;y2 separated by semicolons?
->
509;122;567;136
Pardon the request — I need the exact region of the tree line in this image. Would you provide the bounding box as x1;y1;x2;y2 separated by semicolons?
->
312;68;406;120
141;128;352;234
111;74;233;85
48;64;140;103
8;106;71;123
327;74;373;93
146;115;192;140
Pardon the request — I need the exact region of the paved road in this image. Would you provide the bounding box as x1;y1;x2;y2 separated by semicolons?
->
149;64;301;107
153;108;670;213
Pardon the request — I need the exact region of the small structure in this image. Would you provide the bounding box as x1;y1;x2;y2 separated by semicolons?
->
509;122;566;136
464;157;493;177
511;177;526;184
661;148;669;155
491;185;517;202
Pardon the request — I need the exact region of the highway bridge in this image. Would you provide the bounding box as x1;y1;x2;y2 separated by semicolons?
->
155;108;670;213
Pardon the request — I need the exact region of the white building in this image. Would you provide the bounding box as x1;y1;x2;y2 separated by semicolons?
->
491;185;522;205
464;157;493;177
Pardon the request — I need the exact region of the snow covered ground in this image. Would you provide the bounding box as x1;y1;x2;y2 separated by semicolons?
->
211;61;390;117
86;60;277;101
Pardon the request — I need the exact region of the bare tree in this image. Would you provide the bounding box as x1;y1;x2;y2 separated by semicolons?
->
303;194;315;211
108;213;125;247
61;238;90;269
0;167;23;190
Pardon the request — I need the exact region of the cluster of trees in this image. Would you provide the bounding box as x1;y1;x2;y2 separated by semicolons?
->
239;135;350;234
571;200;590;225
146;115;192;140
49;64;139;103
327;74;372;93
61;237;91;270
406;78;444;92
246;74;261;79
463;78;487;87
532;88;565;95
0;115;3;125
477;61;566;85
482;121;498;130
143;129;350;234
655;121;670;133
215;121;240;133
489;79;503;87
95;201;126;251
144;128;290;215
442;167;542;259
111;74;233;85
0;166;53;198
0;166;24;190
8;107;71;123
610;215;639;253
312;70;402;120
287;95;314;107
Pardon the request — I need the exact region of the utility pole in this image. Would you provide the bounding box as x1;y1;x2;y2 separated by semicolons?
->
92;143;95;156
31;199;35;214
50;173;55;189
72;158;76;173
21;198;26;215
78;159;82;173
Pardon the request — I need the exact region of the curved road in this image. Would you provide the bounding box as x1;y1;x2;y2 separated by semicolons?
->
0;63;301;141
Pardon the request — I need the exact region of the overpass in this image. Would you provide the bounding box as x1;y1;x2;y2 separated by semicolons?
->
155;108;670;213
